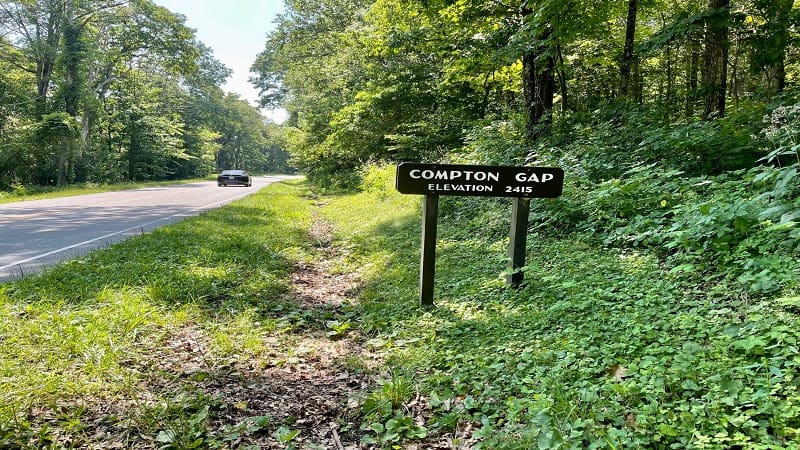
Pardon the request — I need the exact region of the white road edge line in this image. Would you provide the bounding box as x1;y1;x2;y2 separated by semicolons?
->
0;189;255;272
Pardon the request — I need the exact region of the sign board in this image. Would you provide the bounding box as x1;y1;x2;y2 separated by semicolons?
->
396;162;565;307
396;162;564;198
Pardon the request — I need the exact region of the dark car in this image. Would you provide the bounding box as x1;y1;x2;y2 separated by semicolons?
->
217;170;252;187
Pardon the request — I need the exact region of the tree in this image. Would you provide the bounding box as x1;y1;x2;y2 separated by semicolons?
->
250;0;373;181
620;0;639;99
748;0;795;95
213;94;278;173
0;0;65;118
702;0;730;119
0;0;289;187
519;6;556;138
32;112;79;186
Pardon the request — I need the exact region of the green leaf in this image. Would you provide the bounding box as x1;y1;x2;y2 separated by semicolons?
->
156;430;176;444
380;431;400;443
658;423;678;436
409;425;427;439
778;297;800;308
428;391;443;408
537;427;563;449
244;415;271;433
720;378;743;396
274;426;300;443
385;418;401;431
682;342;703;354
681;379;699;391
765;221;797;232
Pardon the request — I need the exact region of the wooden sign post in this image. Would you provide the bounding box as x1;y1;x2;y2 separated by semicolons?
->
507;197;531;287
396;163;564;307
420;195;439;306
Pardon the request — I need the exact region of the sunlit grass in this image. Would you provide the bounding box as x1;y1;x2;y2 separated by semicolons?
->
3;166;799;447
0;287;172;422
0;179;315;445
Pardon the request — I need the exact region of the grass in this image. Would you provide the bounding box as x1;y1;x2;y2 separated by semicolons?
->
0;177;217;204
1;168;799;448
0;180;315;447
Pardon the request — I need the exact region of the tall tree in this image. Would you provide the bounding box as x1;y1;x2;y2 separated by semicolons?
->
519;2;556;138
0;0;287;187
620;0;638;99
749;0;795;95
701;0;730;119
0;0;64;118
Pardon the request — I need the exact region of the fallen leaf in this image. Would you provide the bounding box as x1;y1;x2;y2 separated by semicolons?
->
607;364;627;381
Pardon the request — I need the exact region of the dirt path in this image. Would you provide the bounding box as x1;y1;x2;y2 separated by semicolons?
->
203;205;377;449
18;203;464;449
86;206;377;449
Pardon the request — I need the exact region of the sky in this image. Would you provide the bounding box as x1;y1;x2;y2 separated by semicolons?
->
153;0;288;123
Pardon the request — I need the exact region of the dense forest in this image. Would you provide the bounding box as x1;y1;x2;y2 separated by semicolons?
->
252;0;800;293
252;0;797;186
0;0;291;191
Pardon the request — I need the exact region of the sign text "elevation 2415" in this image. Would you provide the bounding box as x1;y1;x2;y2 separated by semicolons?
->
395;162;564;198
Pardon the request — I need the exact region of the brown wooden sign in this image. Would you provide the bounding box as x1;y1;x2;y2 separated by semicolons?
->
396;163;564;198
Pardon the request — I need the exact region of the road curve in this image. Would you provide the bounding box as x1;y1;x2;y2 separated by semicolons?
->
0;175;296;282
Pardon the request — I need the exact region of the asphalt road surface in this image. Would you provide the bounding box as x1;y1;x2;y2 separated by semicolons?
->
0;175;296;282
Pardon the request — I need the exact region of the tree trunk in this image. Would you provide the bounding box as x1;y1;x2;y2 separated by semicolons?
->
662;41;674;122
685;37;701;118
56;136;70;186
765;0;793;94
701;0;729;120
556;45;568;112
523;51;555;139
62;10;82;118
34;0;65;119
520;4;556;140
770;62;786;94
620;0;638;99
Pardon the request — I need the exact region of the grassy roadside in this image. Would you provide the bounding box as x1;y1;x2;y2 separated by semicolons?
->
0;180;326;447
0;178;217;204
2;170;799;448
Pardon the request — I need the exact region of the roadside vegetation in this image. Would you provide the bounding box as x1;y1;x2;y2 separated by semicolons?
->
1;0;798;448
2;132;800;448
0;181;318;448
329;163;800;448
1;1;292;192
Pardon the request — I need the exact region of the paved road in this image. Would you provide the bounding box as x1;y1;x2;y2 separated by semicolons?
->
0;176;295;282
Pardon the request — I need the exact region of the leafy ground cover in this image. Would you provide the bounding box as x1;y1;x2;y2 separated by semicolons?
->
321;167;800;449
1;166;799;449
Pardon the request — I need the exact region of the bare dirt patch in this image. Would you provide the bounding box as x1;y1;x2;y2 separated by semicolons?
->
291;209;361;309
194;205;377;449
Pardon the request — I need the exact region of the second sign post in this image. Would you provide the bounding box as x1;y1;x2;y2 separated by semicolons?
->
396;163;565;307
